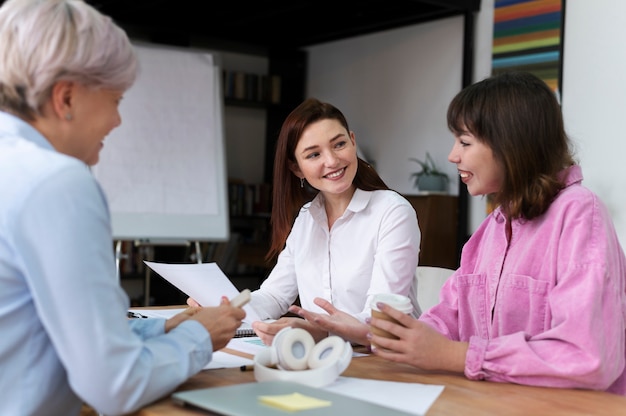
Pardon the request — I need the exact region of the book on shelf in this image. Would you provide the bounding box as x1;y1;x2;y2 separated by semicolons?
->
228;181;272;217
269;75;281;104
222;70;281;104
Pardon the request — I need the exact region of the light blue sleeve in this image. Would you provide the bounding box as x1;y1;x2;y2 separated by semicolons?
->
15;163;214;415
129;317;166;340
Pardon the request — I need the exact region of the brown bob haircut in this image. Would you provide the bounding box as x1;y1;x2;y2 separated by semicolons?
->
447;71;575;221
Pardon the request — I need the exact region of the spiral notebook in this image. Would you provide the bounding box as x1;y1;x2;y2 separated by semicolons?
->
235;322;256;337
128;308;256;337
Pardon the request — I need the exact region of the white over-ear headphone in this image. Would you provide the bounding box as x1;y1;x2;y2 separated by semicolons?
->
253;327;353;387
270;327;346;370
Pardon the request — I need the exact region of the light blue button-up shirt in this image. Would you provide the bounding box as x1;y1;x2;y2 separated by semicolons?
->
0;111;213;415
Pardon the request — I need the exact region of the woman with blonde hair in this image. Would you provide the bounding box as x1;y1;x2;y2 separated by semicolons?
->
0;1;245;414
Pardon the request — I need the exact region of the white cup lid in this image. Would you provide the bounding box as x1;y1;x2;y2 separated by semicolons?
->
370;293;413;314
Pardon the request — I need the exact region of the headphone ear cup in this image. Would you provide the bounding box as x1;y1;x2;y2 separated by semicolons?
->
273;327;315;371
307;335;346;369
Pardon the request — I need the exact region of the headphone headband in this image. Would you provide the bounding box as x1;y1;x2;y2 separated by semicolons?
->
253;327;353;387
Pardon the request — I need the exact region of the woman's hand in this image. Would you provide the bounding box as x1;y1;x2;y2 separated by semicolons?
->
167;297;246;351
251;316;328;345
189;296;247;351
290;297;370;346
368;301;468;372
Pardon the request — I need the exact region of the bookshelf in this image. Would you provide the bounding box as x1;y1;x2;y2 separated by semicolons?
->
228;215;274;291
216;50;307;290
226;179;274;285
222;69;281;106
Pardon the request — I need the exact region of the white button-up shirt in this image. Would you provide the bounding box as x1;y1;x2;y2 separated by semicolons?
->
251;188;421;322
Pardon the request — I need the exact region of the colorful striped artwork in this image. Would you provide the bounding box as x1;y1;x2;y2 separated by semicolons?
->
492;0;563;92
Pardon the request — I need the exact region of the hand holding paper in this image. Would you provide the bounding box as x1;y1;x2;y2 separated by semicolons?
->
144;261;261;322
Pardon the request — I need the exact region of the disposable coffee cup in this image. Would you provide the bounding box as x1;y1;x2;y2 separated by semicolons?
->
369;294;413;349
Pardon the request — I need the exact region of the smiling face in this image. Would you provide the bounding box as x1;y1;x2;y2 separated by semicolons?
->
291;118;358;198
448;127;503;197
67;85;124;165
42;82;124;166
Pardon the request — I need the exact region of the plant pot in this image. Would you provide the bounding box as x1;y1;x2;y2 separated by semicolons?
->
418;174;447;192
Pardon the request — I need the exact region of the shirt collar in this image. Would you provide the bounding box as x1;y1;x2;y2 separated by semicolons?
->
310;188;371;214
0;111;55;152
558;164;583;187
346;188;372;213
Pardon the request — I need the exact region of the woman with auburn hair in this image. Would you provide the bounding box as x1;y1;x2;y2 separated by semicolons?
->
254;98;421;346
191;98;421;346
251;98;420;345
368;71;626;395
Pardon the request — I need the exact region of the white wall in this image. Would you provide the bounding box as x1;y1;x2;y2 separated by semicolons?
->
468;0;494;234
306;2;494;233
561;0;626;246
305;17;464;197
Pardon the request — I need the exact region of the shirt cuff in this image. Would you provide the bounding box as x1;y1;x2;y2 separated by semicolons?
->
128;317;167;339
173;320;214;366
465;335;488;380
175;319;212;344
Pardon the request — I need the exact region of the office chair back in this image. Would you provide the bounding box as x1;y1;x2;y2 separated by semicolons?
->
416;266;455;313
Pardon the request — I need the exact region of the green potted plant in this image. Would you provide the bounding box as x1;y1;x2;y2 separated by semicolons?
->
409;152;449;192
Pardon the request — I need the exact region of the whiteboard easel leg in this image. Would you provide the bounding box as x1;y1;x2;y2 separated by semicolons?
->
195;241;202;264
114;240;125;283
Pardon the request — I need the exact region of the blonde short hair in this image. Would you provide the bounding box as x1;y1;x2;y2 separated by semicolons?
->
0;0;138;119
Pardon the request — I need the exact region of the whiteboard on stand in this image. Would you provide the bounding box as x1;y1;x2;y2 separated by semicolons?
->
92;43;229;242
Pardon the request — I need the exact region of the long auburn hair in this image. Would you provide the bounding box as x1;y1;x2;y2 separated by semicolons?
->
266;98;389;261
447;71;575;220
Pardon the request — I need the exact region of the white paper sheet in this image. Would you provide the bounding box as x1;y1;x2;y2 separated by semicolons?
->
128;307;256;337
144;261;261;322
203;351;254;370
128;308;185;319
226;336;268;355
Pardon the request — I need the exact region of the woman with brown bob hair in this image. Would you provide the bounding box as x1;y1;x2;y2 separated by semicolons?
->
447;70;575;220
368;71;626;395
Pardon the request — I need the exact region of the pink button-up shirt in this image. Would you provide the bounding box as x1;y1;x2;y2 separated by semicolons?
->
420;165;626;394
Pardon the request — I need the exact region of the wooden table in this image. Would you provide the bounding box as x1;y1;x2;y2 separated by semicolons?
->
133;347;626;416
